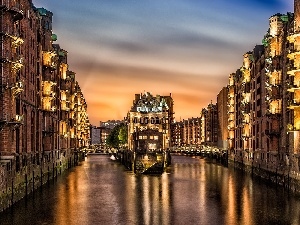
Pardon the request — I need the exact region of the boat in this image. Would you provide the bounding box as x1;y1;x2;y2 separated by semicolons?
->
110;154;116;160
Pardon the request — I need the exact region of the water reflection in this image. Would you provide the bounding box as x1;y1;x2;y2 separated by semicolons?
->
1;155;300;225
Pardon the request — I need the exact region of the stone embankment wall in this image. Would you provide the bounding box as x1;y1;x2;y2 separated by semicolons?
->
0;150;85;212
229;160;300;194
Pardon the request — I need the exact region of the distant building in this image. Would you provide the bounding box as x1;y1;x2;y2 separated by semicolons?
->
200;103;218;147
99;120;124;146
171;121;184;147
100;120;123;129
217;87;228;150
182;118;201;147
127;92;174;151
90;126;101;145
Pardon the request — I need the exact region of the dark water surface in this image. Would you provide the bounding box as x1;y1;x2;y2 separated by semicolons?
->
1;155;299;225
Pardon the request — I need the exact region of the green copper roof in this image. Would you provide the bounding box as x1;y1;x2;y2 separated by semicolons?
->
37;8;52;16
59;50;65;57
37;8;47;16
280;15;289;22
51;34;57;41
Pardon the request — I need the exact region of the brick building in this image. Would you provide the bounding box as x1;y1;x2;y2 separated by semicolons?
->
217;87;228;150
225;1;300;189
127;92;173;151
0;1;89;211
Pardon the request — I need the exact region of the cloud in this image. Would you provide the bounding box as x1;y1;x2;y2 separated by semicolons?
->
32;0;291;125
74;61;228;124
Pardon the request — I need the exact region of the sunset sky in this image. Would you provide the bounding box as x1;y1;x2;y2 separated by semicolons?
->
33;0;293;126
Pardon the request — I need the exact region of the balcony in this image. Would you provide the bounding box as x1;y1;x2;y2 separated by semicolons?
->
11;36;24;48
266;109;281;117
42;81;56;97
287;67;300;76
11;80;24;97
287;100;300;109
287;124;300;132
11;57;24;73
287;51;300;60
61;100;70;111
59;63;68;79
287;32;300;43
8;114;23;127
42;97;56;112
0;31;24;48
43;51;57;70
287;84;300;92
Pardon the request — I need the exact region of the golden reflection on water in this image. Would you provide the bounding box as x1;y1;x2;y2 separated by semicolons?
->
45;155;300;225
227;175;237;225
55;166;88;225
241;185;252;225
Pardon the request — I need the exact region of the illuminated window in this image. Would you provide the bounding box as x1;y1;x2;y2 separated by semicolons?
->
148;143;156;149
154;136;158;140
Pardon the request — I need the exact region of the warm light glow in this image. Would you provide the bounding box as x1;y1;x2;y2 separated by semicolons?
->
42;97;53;111
60;63;68;79
43;51;57;68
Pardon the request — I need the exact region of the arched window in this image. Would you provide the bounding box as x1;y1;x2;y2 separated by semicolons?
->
150;117;155;124
144;117;148;124
155;117;160;124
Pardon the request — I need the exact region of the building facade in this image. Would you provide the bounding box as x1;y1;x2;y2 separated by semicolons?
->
226;1;300;189
0;1;89;211
200;103;218;147
127;92;173;151
217;87;228;150
90;126;101;145
182;117;201;148
171;120;183;148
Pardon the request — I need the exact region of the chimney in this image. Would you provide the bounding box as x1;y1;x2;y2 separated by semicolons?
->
135;94;140;104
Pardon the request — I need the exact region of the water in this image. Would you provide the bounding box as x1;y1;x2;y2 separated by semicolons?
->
1;154;300;225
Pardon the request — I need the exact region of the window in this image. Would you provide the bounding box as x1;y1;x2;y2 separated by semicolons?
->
150;117;155;124
144;117;148;124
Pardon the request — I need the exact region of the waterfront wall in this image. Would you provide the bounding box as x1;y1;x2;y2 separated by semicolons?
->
117;150;172;174
229;159;300;194
0;150;85;212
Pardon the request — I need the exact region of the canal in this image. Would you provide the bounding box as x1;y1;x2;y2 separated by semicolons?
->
1;154;300;225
